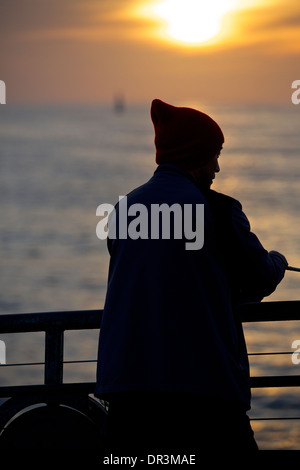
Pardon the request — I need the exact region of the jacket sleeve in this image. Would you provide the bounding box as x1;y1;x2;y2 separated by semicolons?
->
230;200;287;302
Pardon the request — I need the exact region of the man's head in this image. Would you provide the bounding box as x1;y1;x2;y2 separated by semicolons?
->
151;99;224;189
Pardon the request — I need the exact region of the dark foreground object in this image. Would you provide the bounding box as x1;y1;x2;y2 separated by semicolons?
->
1;301;300;458
107;393;258;458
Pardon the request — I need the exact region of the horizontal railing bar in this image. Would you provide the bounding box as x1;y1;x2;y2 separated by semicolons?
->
240;301;300;322
251;417;300;421
0;362;44;367
0;301;300;335
0;310;102;334
0;359;98;368
248;352;292;356
250;375;300;388
1;376;300;398
63;360;97;364
0;382;97;398
1;353;294;368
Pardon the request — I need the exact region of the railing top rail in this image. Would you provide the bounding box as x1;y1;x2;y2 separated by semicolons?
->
0;309;102;334
0;301;300;334
240;300;300;323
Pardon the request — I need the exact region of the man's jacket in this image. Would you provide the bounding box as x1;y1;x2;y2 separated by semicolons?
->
96;164;285;409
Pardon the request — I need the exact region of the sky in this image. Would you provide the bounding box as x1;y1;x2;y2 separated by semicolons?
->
1;0;300;105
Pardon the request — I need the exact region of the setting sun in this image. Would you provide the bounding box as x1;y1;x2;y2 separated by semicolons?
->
151;0;237;45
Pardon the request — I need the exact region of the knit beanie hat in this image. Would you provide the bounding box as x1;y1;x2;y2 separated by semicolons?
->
151;99;224;170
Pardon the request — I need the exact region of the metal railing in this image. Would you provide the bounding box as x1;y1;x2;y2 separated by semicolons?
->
0;300;300;450
0;309;105;451
0;309;101;398
0;300;300;396
242;300;300;388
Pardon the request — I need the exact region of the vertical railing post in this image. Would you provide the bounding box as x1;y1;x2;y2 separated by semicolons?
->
44;329;64;385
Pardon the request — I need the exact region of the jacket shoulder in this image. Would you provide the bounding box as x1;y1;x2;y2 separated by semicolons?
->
205;189;242;211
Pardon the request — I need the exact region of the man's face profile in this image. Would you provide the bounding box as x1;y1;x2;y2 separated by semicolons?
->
188;153;221;190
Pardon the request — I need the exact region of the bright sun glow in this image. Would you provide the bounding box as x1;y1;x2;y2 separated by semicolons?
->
151;0;237;44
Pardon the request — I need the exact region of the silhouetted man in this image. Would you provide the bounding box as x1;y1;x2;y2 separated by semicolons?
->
96;99;287;458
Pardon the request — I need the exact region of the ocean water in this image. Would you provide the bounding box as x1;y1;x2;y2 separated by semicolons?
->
1;103;300;449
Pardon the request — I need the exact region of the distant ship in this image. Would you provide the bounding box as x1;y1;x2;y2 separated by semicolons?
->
113;94;125;112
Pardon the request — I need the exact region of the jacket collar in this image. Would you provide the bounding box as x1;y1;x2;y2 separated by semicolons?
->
154;163;195;183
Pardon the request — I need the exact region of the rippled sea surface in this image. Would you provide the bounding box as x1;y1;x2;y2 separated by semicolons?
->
1;103;300;449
